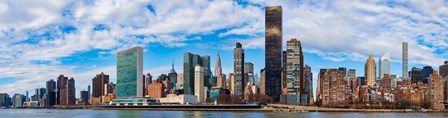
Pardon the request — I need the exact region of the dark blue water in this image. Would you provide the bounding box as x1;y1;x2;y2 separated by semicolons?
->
1;109;448;118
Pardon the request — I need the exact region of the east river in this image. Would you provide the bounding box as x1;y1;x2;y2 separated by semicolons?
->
1;109;448;118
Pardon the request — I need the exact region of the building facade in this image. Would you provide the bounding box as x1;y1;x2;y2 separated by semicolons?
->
260;69;266;95
440;61;448;78
265;6;283;100
245;62;255;84
147;81;165;98
46;79;56;106
116;46;143;98
67;77;76;105
183;52;211;95
234;42;245;95
57;75;68;105
379;51;390;79
402;42;408;78
194;65;205;103
304;65;313;105
411;67;423;83
365;55;376;86
317;68;350;107
429;71;445;110
285;38;304;104
80;90;89;105
92;72;109;99
422;66;433;84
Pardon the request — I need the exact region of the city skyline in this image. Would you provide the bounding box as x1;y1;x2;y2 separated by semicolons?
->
0;0;447;99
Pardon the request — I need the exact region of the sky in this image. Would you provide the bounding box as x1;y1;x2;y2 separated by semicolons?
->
0;0;447;98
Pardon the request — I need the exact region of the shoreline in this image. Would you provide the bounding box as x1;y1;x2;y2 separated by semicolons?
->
6;106;448;113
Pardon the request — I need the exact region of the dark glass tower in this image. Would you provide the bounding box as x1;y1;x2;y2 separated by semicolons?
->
46;79;56;106
411;67;423;83
183;52;211;95
67;77;76;105
265;6;282;100
421;66;433;84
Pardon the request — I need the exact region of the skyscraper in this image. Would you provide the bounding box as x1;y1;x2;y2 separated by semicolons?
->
228;73;234;92
168;62;178;90
214;53;222;76
422;66;433;84
304;65;313;105
244;62;254;74
57;75;68;105
365;55;376;86
183;52;211;95
87;85;90;103
338;67;347;77
348;69;356;79
245;62;255;84
260;69;266;95
67;77;76;105
265;6;282;100
403;42;408;78
379;51;390;79
411;67;423;83
92;72;109;98
46;79;56;106
234;42;245;95
116;46;143;98
194;65;205;103
285;38;304;104
35;88;46;103
215;53;226;88
440;61;448;78
80;90;89;105
145;73;153;94
348;69;356;90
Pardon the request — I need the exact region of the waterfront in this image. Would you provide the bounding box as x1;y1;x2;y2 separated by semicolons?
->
2;109;448;118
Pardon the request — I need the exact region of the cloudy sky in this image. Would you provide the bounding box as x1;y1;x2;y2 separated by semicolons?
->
0;0;447;97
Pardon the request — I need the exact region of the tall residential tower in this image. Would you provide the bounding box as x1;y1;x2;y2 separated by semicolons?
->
365;55;376;86
403;42;408;78
285;38;304;104
234;42;245;95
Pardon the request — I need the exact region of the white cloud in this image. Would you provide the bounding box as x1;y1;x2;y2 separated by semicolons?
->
273;0;448;66
0;0;447;96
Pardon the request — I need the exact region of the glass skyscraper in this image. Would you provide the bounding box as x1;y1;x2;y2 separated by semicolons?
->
183;52;211;95
379;51;390;79
265;6;282;100
116;46;143;98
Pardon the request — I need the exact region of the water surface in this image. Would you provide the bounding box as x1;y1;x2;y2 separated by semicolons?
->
1;109;448;118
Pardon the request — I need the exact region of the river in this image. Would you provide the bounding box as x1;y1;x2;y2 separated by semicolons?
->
1;109;448;118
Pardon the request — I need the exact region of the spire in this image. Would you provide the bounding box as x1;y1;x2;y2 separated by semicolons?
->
170;60;176;73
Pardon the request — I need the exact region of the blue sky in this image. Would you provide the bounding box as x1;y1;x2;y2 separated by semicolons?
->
0;0;447;97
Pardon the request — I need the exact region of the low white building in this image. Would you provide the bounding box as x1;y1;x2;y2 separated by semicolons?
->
24;101;38;108
157;94;198;104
